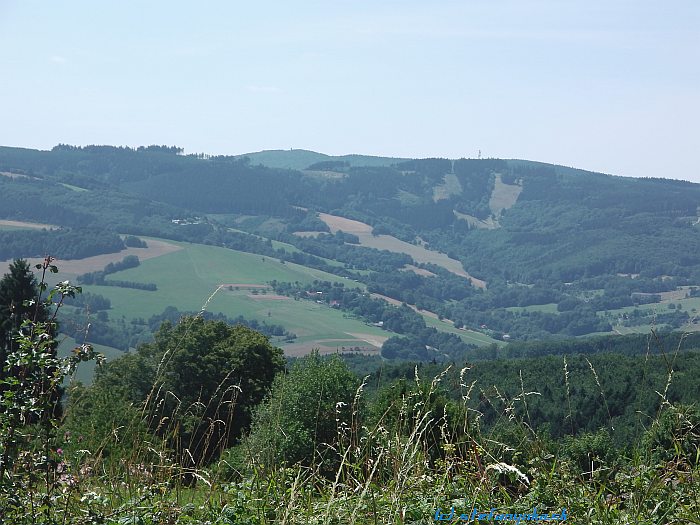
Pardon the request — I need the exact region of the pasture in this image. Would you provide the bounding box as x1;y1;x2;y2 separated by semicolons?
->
370;292;501;346
505;303;560;314
421;315;503;346
78;240;390;355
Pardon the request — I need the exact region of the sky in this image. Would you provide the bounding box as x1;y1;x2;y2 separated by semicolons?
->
0;1;698;180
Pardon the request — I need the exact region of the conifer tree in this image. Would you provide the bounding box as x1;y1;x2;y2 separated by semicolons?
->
0;259;47;375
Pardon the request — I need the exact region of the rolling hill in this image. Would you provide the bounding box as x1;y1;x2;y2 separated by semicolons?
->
1;144;699;358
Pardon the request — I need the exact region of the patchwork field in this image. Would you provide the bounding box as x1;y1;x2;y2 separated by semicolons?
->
0;238;182;277
317;212;487;288
0;219;58;230
10;233;498;368
370;292;501;346
598;288;700;335
73;239;392;355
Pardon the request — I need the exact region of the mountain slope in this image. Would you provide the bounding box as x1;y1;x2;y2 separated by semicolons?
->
2;144;699;343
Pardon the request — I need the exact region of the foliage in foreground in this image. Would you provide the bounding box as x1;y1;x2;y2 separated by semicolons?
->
6;359;700;524
1;262;699;524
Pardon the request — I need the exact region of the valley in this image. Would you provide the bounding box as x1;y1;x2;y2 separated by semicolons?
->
1;145;700;364
3;5;699;522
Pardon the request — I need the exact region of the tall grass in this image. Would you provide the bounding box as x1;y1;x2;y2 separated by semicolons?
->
3;281;699;524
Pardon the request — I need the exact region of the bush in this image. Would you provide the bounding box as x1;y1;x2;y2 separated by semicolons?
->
237;352;359;475
90;316;285;465
643;403;700;464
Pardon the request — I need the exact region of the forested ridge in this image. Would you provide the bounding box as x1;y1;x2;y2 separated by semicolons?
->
2;144;700;346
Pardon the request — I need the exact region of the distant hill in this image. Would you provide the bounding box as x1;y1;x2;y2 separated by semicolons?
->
1;143;700;345
236;149;409;170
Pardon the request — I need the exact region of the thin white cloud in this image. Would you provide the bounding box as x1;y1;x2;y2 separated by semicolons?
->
49;55;67;64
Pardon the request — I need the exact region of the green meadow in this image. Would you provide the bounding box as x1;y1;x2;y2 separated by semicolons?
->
505;302;560;314
422;315;502;346
82;240;391;354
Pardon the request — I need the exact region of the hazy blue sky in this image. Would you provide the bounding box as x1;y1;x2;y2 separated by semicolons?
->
1;1;698;179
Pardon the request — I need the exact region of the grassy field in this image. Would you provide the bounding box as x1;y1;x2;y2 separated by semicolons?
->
80;240;392;355
0;219;57;230
505;303;559;314
370;293;501;346
422;315;503;346
432;173;462;202
489;173;522;215
58;182;89;192
0;224;31;231
595;290;700;336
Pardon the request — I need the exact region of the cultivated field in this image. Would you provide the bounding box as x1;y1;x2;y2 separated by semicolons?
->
0;219;58;230
317;212;487;288
0;238;182;277
370;292;501;346
74;240;392;355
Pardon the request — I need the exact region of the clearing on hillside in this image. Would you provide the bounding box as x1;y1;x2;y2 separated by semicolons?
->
318;213;373;234
452;210;499;230
401;264;436;277
432;173;463;202
0;219;58;230
0;171;38;180
318;212;487;288
369;292;501;346
452;173;522;230
0;238;182;277
488;173;523;217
